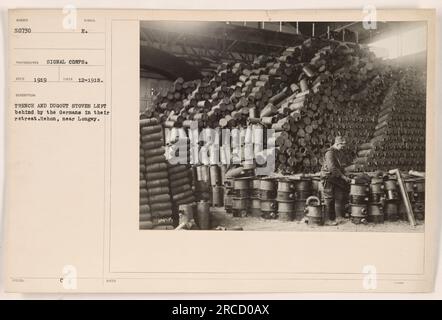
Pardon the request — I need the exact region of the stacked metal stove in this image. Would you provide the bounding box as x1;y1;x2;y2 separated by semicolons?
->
259;178;278;219
232;177;252;217
407;178;425;221
353;174;426;224
367;177;385;223
250;177;263;217
383;176;400;222
349;180;370;224
293;178;313;221
276;179;296;221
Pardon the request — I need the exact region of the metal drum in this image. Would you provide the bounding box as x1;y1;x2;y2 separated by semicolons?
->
196;201;211;230
384;200;399;221
251;178;262;198
350;194;369;205
209;165;221;187
277;201;294;221
260;178;277;191
260;190;276;200
350;182;370;205
260;199;277;219
276;191;296;201
384;179;399;200
294;178;313;192
369;183;384;194
370;193;384;203
233;177;251;190
412;179;425;193
413;192;425;202
368;203;384;224
232;197;249;217
219;165;227;185
404;179;415;202
305;196;323;226
196;165;211;184
277;179;295;192
350;182;370;196
250;198;262;217
212;186;224;207
350;204;368;224
233;177;251;198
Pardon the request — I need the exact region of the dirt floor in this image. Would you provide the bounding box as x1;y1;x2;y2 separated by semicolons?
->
210;208;424;232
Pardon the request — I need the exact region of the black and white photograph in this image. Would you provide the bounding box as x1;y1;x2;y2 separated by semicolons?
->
139;20;426;232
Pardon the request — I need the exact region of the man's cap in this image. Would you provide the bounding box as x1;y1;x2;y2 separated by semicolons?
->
335;136;347;144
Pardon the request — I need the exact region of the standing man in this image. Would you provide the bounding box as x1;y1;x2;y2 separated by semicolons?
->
320;136;351;225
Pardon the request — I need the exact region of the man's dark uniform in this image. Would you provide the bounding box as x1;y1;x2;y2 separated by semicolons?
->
320;146;349;220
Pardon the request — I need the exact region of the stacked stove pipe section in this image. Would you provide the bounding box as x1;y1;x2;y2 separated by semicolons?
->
399;176;425;221
140;117;174;230
350;70;426;173
164;127;196;214
139;146;152;229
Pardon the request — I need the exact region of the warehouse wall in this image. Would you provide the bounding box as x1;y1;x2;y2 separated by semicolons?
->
369;22;426;59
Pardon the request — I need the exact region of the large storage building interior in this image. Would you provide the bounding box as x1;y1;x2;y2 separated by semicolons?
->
139;21;426;231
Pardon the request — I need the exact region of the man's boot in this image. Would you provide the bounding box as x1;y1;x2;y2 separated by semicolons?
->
323;199;338;226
